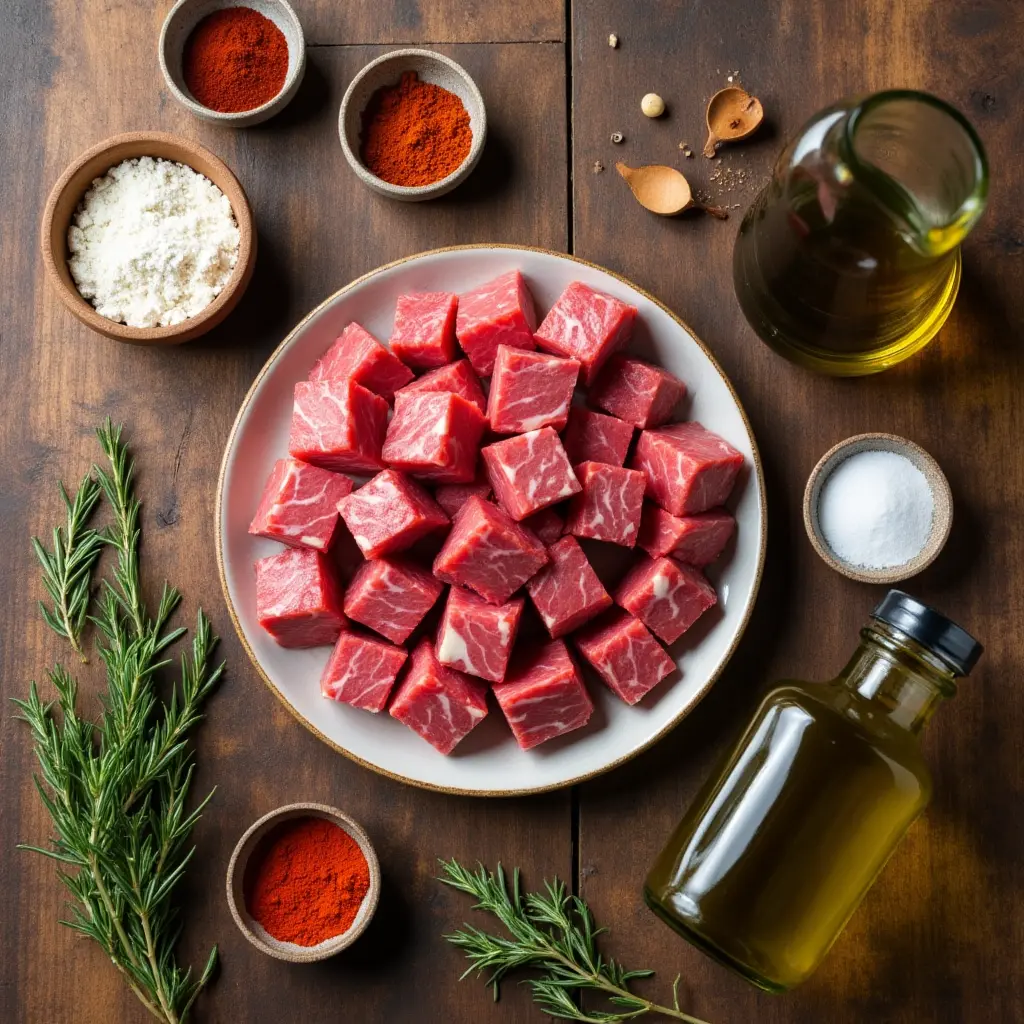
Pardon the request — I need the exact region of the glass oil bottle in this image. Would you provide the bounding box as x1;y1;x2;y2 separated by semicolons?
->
644;591;982;992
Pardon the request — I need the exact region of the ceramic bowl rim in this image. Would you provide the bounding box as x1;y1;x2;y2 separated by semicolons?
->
803;432;954;585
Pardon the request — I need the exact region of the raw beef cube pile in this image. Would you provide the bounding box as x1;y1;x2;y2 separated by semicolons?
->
248;270;746;757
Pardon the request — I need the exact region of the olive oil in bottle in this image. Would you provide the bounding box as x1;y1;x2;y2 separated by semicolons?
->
644;591;982;992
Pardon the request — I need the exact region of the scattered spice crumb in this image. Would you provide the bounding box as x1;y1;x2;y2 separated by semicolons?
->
593;160;604;173
610;131;624;144
678;143;694;158
608;33;619;48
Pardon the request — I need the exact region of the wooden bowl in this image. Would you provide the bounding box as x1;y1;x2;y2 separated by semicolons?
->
338;49;486;201
226;802;381;963
40;132;256;345
803;433;953;585
159;0;306;127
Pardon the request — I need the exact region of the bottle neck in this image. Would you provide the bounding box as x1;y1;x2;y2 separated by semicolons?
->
839;621;958;734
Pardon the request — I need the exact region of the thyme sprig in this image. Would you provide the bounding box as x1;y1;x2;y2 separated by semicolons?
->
439;859;710;1024
14;420;222;1024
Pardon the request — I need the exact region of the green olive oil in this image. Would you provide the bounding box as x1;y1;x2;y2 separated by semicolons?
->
644;592;982;992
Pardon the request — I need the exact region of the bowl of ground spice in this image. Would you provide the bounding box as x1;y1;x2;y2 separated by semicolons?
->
227;803;381;963
159;0;305;127
339;49;486;201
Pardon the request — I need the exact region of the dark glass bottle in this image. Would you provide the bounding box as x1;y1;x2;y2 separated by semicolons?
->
644;591;982;992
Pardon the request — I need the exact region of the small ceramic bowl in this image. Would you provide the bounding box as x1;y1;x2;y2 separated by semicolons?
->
159;0;306;126
804;433;953;585
226;802;381;963
339;48;486;201
40;132;256;345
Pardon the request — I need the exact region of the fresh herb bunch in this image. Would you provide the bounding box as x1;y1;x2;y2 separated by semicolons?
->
439;859;710;1024
15;421;222;1024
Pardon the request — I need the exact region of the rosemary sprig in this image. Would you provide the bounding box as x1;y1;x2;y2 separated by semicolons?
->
439;859;710;1024
14;420;222;1024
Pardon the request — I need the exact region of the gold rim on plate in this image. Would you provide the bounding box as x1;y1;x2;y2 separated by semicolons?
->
215;244;768;796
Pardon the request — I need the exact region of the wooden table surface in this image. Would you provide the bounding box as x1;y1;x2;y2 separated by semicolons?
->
2;1;1022;1021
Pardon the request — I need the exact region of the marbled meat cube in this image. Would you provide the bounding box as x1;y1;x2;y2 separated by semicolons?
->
320;630;408;711
632;421;744;516
338;470;448;559
343;556;444;644
573;609;675;705
308;322;413;400
486;345;580;434
534;281;637;384
521;506;564;546
389;292;458;369
565;461;646;547
561;406;634;467
493;640;594;750
455;269;537;376
383;391;487;484
526;535;611;639
615;555;717;645
637;505;736;565
481;427;581;521
389;638;490;754
255;548;346;648
433;480;492;519
436;586;524;683
433;495;548;605
396;358;486;414
249;458;353;551
289;378;389;474
588;355;687;429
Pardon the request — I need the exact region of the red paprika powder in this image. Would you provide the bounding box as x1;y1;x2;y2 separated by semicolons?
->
244;816;370;946
182;7;289;114
360;71;473;187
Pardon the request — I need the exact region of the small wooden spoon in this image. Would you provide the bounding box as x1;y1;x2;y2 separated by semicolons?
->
703;87;764;157
616;163;729;219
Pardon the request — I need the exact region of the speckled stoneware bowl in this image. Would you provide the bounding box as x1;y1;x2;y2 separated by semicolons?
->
804;433;953;585
226;802;381;963
339;49;486;201
159;0;306;127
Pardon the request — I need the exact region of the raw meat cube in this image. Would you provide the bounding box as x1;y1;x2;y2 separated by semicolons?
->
526;536;612;638
565;461;646;547
534;281;637;385
308;322;413;400
434;480;492;519
588;355;687;429
561;407;634;467
289;378;389;474
493;641;594;750
481;427;581;521
455;270;538;376
396;358;486;414
436;586;524;683
249;458;353;551
389;639;489;754
255;548;346;648
343;556;444;644
521;507;564;546
433;495;548;605
615;555;717;645
338;470;448;559
383;391;487;484
320;630;408;711
486;345;580;434
631;421;745;516
637;505;736;565
573;609;675;705
389;292;458;369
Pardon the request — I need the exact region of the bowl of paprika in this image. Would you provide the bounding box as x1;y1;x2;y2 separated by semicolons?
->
339;49;486;201
226;803;381;963
159;0;306;127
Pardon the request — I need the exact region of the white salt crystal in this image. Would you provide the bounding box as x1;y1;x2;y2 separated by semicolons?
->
818;450;934;569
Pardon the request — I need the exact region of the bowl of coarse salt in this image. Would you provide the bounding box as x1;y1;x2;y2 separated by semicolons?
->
803;433;953;585
40;131;256;344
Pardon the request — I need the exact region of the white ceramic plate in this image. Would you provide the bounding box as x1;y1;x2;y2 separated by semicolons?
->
217;245;766;795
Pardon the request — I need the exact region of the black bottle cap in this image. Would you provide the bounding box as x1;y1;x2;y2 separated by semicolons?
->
872;590;983;676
